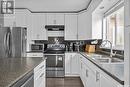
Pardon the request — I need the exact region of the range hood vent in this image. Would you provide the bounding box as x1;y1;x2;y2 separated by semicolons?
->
45;25;64;31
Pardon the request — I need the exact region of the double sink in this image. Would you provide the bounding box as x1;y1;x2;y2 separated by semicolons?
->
88;54;124;64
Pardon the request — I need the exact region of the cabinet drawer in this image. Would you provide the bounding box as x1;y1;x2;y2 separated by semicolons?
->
34;68;45;80
27;53;43;57
34;60;46;73
34;70;45;87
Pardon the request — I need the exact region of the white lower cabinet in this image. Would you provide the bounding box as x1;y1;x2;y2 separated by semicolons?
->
100;72;123;87
65;53;79;76
34;60;46;87
65;53;123;87
79;54;123;87
80;55;100;87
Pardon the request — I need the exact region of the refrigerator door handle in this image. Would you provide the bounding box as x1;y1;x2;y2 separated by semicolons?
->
4;33;7;52
6;32;11;56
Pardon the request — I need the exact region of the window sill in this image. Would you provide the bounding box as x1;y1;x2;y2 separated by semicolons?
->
101;47;124;51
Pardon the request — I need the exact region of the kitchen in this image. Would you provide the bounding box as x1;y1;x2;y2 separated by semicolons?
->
0;0;129;87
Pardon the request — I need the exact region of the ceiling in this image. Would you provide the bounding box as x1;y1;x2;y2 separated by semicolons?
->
15;0;91;12
93;0;123;14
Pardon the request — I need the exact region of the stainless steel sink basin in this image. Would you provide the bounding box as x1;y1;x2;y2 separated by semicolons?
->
88;53;124;63
92;57;123;63
96;58;109;63
111;58;123;63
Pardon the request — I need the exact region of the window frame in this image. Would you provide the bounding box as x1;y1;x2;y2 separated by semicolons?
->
102;6;124;51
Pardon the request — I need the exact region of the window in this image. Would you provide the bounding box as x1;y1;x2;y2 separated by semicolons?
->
103;7;124;50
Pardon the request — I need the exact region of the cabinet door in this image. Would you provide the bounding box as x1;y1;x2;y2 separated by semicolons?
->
125;0;130;27
32;13;47;40
71;54;79;75
34;60;46;87
85;64;100;87
55;14;64;25
46;14;64;25
78;11;92;40
15;10;28;27
100;74;122;87
65;53;79;76
65;15;78;40
4;14;15;27
46;14;55;25
80;61;87;86
65;53;71;75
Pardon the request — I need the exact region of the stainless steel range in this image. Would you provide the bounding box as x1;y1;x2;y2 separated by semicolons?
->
44;43;65;77
45;25;65;77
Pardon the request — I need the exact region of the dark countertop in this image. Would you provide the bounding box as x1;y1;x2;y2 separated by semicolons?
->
80;52;124;85
0;57;45;87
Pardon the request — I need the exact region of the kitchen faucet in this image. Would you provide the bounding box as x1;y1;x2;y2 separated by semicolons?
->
100;40;116;58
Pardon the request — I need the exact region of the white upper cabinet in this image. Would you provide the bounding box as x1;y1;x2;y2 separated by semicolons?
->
125;0;130;27
78;7;91;40
15;10;28;27
65;14;78;40
78;11;92;40
4;14;15;27
31;13;47;40
4;9;28;27
46;13;64;25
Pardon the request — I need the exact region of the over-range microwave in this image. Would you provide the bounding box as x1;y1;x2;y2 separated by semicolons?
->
31;44;44;52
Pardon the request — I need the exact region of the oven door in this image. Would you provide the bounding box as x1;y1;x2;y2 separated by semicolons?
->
44;54;65;77
45;54;64;70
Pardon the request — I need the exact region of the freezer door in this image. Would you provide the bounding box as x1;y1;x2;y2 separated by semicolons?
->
0;27;10;58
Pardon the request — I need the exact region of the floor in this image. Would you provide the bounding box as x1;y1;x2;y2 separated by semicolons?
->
46;77;84;87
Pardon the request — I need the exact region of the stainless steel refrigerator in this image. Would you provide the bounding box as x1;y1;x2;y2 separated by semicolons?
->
0;27;27;58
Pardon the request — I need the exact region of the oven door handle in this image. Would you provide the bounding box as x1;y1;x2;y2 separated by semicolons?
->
56;55;58;66
44;54;64;56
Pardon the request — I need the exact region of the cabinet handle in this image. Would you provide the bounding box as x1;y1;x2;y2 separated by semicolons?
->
96;71;100;82
40;73;44;78
54;20;56;24
33;54;37;56
40;65;44;69
81;63;82;69
86;69;88;77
